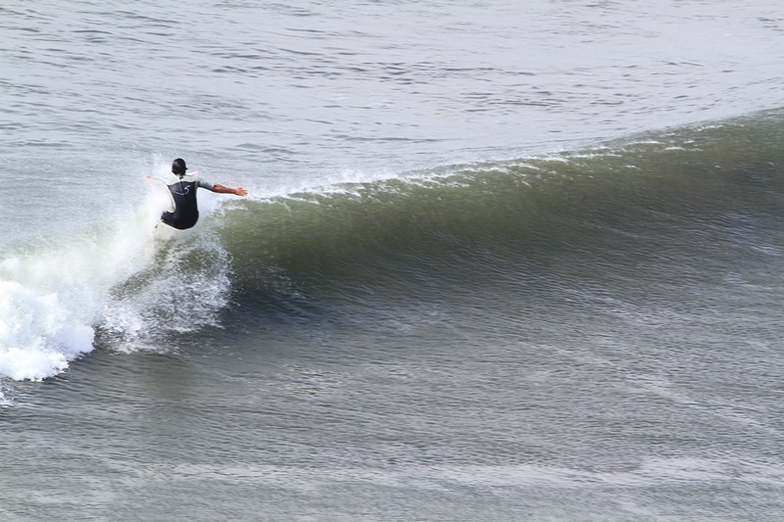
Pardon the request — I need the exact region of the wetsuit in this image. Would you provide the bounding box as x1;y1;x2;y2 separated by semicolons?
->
160;178;214;230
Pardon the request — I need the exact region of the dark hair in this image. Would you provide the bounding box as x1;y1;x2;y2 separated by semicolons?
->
172;158;187;176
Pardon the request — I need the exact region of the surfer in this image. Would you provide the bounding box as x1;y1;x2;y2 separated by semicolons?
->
158;158;247;230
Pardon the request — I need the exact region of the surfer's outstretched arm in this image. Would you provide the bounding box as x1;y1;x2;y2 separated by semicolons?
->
211;184;248;197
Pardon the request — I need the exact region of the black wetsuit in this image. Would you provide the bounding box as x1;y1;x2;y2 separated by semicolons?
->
161;178;210;230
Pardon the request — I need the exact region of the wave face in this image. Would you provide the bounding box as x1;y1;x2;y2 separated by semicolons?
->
2;111;784;380
220;111;784;329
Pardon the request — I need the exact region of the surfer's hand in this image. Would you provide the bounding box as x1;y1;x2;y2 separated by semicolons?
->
212;184;247;196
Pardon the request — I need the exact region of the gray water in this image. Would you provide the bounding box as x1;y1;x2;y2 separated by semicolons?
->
2;1;784;520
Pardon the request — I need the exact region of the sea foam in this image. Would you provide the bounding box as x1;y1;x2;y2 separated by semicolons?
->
0;187;168;381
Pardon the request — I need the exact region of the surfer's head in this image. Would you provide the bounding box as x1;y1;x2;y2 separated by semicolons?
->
172;158;187;177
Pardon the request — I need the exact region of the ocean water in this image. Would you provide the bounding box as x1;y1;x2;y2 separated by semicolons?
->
2;1;784;520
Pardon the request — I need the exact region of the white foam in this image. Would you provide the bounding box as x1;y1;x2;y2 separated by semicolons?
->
0;281;92;380
0;178;232;381
0;197;153;380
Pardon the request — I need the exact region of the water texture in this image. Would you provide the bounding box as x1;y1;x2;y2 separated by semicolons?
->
1;1;784;520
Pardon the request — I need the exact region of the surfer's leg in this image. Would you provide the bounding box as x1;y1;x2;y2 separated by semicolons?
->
161;211;175;228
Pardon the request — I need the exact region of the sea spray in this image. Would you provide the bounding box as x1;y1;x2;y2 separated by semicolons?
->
99;226;232;350
0;191;167;380
0;175;232;380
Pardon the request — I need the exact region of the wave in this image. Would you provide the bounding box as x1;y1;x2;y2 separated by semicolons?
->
222;110;784;306
2;110;784;382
